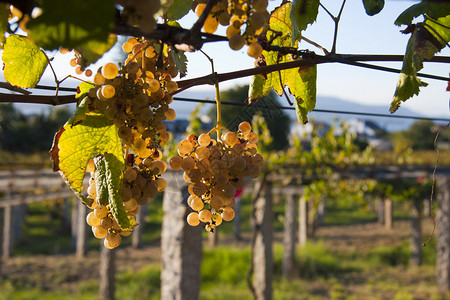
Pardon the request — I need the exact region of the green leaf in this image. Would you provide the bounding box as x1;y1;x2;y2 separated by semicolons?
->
362;0;384;16
94;155;109;206
426;15;450;45
248;74;267;103
0;5;9;45
50;97;124;206
290;0;319;45
265;3;296;68
263;3;317;124
391;24;443;113
294;66;317;124
2;34;48;88
167;0;192;20
75;34;117;66
395;2;450;26
27;0;115;50
76;82;95;100
171;50;188;78
102;153;135;230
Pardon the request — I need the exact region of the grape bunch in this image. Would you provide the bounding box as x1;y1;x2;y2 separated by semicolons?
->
170;121;263;232
194;0;269;58
82;38;179;248
85;155;165;249
87;38;177;162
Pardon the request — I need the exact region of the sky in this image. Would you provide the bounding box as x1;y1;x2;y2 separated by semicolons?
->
6;0;450;120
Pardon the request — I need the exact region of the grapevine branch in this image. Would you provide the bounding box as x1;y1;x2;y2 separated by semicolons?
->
190;0;219;36
0;54;449;106
176;53;450;90
111;23;228;51
320;0;347;54
422;122;450;247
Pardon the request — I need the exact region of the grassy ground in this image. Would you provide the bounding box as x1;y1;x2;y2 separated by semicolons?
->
0;194;448;299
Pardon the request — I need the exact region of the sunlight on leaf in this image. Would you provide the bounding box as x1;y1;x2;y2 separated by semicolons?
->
262;2;317;124
0;5;9;44
50;97;124;206
27;0;114;50
290;0;319;45
2;34;48;88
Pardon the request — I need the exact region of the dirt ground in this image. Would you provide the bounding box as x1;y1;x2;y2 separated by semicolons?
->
0;218;439;295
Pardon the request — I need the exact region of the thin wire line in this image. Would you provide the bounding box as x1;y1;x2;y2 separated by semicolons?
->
5;87;448;122
173;97;450;122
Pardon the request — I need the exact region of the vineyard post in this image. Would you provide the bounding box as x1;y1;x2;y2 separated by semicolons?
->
299;196;308;247
436;176;450;292
384;198;393;230
99;241;116;300
2;204;12;259
282;190;300;280
252;179;273;300
161;171;202;300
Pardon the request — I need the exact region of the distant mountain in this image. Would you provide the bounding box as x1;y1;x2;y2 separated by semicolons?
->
309;96;419;132
174;90;447;132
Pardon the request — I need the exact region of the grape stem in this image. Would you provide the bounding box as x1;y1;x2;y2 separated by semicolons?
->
42;51;60;104
42;51;90;104
200;50;228;138
126;41;148;68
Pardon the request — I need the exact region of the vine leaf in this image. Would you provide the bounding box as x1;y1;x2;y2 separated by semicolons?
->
263;2;317;124
27;0;114;50
94;155;109;207
75;34;118;67
248;74;267;103
50;97;124;206
2;34;48;88
76;81;95;100
171;50;188;78
427;15;450;44
293;65;317;123
0;5;9;44
97;153;136;231
391;15;450;113
290;0;319;45
167;0;192;20
395;1;450;26
362;0;385;16
166;20;188;77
